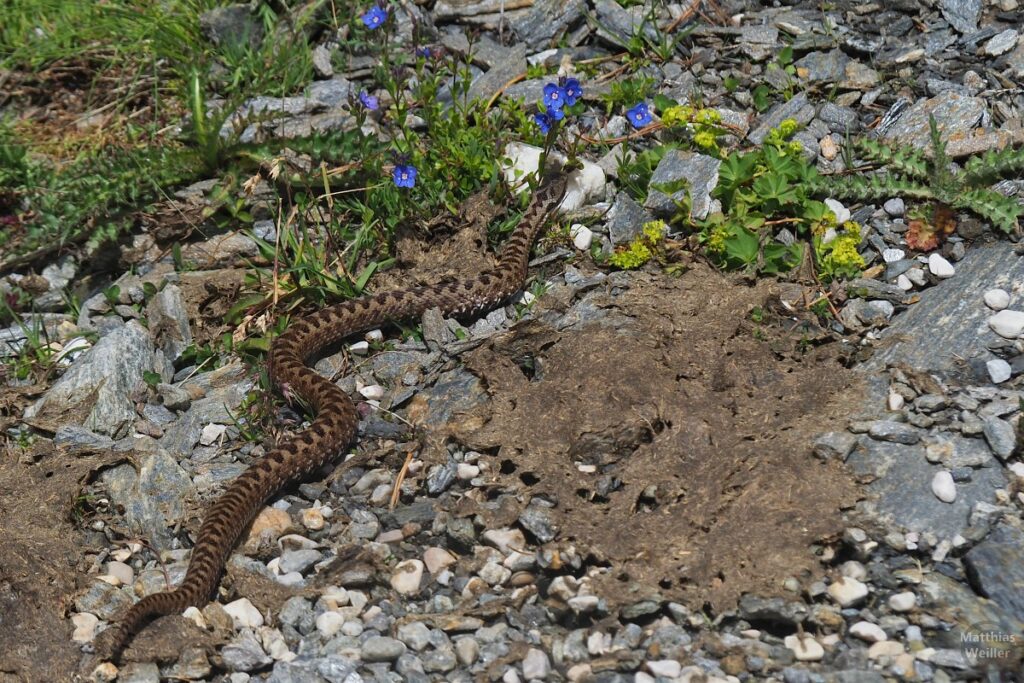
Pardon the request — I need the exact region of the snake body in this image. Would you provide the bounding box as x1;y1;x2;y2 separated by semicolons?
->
97;172;569;660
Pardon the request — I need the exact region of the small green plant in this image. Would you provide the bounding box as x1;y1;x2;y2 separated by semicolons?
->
814;116;1024;239
609;220;669;269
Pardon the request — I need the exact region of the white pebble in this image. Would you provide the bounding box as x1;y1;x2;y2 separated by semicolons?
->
522;648;551;679
105;561;134;586
987;359;1012;384
896;274;913;291
302;507;326;530
850;621;887;642
423;547;457;574
349;340;369;354
358;384;385;400
828;577;869;607
984;288;1010;310
824;198;851;224
927;253;955;278
224;598;264;629
71;613;99;643
868;641;905;659
988;310;1024;338
784;634;825;661
889;591;917;612
457;463;480;480
931;470;957;503
882;248;905;263
315;611;345;638
200;423;227;446
183;606;207;629
482;528;526;554
888;392;905;411
570;224;593;250
365;329;384;343
646;660;683;677
390;559;424;595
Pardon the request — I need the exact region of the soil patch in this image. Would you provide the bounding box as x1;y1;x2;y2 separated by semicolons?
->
453;267;862;611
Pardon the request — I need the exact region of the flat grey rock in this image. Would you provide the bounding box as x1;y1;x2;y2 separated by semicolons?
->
939;0;982;34
964;522;1024;621
643;150;721;221
24;321;153;437
878;92;985;149
864;242;1024;380
847;425;1007;538
147;284;192;364
100;437;196;550
513;0;585;46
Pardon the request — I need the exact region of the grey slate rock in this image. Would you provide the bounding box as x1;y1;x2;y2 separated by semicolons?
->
964;523;1024;621
749;92;815;144
982;417;1017;460
867;420;921;444
513;0;585;46
879;92;985;150
643;151;721;221
221;629;272;672
812;432;858;461
146;284;192;364
864;243;1024;379
24;321;154;437
606;193;652;246
939;0;982;33
99;437;196;550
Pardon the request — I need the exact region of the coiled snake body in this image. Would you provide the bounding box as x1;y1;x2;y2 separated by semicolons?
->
96;172;569;661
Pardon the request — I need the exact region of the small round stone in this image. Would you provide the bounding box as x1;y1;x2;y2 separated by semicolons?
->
988;310;1024;339
986;359;1011;384
71;612;99;643
570;224;594;250
784;634;825;661
931;470;957;503
927;253;955;278
390;559;425;595
301;507;325;531
850;621;887;642
223;598;264;629
984;288;1010;310
315;611;345;638
889;591;917;612
827;576;869;607
882;248;905;263
361;635;407;662
423;547;457;574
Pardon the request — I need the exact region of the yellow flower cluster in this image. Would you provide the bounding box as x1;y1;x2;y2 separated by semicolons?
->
609;220;667;269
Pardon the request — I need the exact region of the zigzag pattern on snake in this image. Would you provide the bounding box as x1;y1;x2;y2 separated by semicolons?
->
95;171;570;661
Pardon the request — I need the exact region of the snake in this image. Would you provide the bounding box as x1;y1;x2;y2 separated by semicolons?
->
94;170;570;662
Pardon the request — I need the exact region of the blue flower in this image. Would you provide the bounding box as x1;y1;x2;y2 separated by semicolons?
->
533;112;553;133
416;46;432;58
543;83;568;118
563;78;582;106
361;5;387;29
359;91;379;110
626;102;652;129
392;164;417;188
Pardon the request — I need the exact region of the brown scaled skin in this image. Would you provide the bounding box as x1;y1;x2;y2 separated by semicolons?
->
90;171;570;663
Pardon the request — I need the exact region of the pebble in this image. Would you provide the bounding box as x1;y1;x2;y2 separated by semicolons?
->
361;635;407;662
223;598;264;630
522;648;551;679
850;621;887;642
390;559;425;595
883;198;905;216
888;392;905;411
646;659;683;677
868;640;905;659
200;423;227;446
896;274;913;291
931;470;957;503
482;528;526;554
984;288;1010;310
570;224;594;250
988;310;1024;338
71;612;99;643
889;591;917;612
315;611;345;638
784;634;825;661
454;637;480;666
982;417;1017;459
986;359;1011;384
105;561;134;586
882;248;905;263
827;577;869;607
927;253;955;278
301;507;325;531
867;420;920;444
244;508;292;553
358;384;385;400
423;547;457;574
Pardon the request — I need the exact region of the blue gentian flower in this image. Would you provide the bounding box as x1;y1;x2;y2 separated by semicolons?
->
392;164;417;188
626;102;652;129
359;91;379;110
563;78;582;106
543;83;568;118
361;5;387;29
533;112;553;133
416;46;432;58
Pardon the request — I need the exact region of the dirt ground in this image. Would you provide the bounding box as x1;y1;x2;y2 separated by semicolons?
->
0;218;863;679
452;267;862;612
